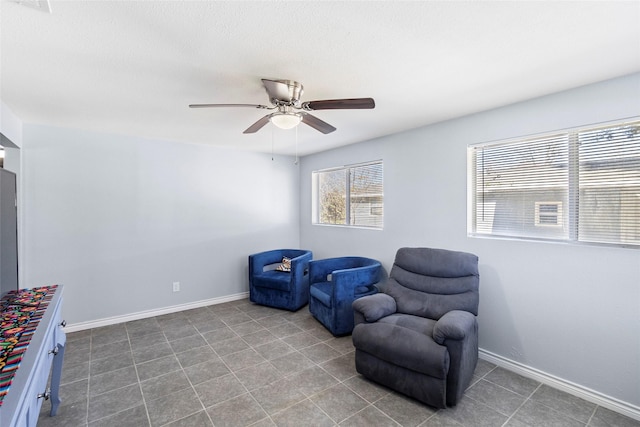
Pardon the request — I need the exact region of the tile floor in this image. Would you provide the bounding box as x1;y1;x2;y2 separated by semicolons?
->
37;299;639;427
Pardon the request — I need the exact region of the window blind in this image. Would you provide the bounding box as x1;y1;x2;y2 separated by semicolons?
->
313;161;383;229
576;123;640;246
471;134;569;240
350;162;384;228
469;118;640;247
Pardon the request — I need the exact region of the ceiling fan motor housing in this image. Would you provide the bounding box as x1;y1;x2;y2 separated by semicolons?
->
262;79;304;104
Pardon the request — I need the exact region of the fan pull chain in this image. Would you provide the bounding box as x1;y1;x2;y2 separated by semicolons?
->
294;125;299;165
271;122;274;161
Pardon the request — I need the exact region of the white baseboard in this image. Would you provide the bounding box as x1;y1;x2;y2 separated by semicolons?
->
64;292;249;333
479;349;640;422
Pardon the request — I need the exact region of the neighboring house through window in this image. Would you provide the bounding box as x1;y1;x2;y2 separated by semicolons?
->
468;118;640;247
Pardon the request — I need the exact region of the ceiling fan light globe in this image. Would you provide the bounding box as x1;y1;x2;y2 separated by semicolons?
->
270;113;302;129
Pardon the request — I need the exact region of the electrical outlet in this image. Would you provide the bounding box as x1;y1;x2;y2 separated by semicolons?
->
172;282;180;292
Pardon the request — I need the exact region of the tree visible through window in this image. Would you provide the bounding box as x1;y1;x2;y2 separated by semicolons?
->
313;161;383;228
318;169;347;224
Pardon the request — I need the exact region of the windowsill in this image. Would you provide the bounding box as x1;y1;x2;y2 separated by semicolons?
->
467;233;638;250
312;223;384;231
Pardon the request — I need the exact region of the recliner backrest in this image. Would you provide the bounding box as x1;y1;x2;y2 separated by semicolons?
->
385;247;479;319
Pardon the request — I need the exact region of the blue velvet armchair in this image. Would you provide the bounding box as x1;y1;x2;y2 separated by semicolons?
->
308;257;382;336
249;249;313;311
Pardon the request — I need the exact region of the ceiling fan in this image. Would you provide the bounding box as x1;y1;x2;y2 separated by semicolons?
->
189;78;375;134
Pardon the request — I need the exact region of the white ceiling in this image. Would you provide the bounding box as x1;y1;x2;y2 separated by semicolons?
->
1;1;639;156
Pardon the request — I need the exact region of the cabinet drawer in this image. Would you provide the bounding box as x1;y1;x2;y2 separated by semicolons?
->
51;298;66;348
14;346;55;427
0;286;65;427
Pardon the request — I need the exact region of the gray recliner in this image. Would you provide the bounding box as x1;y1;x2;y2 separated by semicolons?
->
351;247;479;408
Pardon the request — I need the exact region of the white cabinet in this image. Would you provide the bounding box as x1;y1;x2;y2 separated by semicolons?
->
0;286;66;427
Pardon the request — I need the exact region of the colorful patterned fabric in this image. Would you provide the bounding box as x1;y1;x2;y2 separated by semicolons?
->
0;285;57;406
275;257;292;272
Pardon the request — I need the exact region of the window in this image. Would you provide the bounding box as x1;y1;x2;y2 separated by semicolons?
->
468;119;640;247
535;202;563;227
313;161;383;229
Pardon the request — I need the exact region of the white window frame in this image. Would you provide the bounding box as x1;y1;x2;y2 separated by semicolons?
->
312;160;383;229
468;118;640;248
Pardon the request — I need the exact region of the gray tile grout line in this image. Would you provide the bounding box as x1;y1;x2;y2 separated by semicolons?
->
84;317;197;426
285;367;355;426
421;364;500;427
476;369;542;422
295;336;413;426
217;305;368;425
336;381;402;427
216;308;282;426
248;308;338;423
585;404;599;426
156;309;220;426
150;305;325;426
126;322;154;427
75;312;470;427
233;309;343;426
154;320;206;427
506;381;596;427
164;306;245;427
57;303;636;427
85;333;92;426
470;366;595;427
77;308;443;427
499;373;617;427
500;381;543;427
85;326;149;427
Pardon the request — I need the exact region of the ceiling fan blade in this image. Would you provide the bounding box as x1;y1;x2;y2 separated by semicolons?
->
261;79;304;103
243;115;272;134
302;98;375;111
301;113;337;134
189;103;269;109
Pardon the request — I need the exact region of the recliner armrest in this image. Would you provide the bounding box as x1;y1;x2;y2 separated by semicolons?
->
433;310;476;345
352;293;396;323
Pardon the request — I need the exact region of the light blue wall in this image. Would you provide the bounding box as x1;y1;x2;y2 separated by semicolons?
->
299;73;640;408
21;125;301;324
10;73;640;411
1;101;23;148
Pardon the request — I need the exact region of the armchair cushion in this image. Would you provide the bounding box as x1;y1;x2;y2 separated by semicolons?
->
352;322;449;379
252;271;292;292
378;313;436;337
